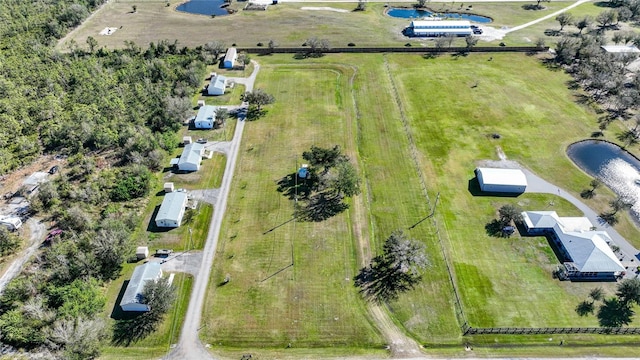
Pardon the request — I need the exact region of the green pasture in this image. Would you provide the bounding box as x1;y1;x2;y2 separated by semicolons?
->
60;1;624;50
202;63;384;348
201;52;640;355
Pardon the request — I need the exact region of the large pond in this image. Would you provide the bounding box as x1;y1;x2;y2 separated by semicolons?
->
387;8;492;23
567;139;640;220
176;0;230;16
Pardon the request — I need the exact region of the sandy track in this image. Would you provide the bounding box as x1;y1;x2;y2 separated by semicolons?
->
0;219;45;294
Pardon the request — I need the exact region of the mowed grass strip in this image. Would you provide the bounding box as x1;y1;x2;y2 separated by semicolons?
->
388;53;640;329
202;64;383;347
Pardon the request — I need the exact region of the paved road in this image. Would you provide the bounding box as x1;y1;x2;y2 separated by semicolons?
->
164;62;260;360
0;218;46;294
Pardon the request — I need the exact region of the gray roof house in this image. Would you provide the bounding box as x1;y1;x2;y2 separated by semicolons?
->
176;143;205;172
521;211;625;280
194;105;218;129
155;191;188;228
120;262;163;312
207;74;227;96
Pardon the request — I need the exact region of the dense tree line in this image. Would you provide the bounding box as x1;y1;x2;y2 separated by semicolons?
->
0;0;214;357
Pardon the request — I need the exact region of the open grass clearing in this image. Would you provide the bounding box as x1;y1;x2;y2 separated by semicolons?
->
202;63;385;348
61;1;597;50
385;52;640;330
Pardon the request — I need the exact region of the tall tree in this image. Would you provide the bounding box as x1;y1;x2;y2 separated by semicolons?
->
556;12;574;31
355;230;429;302
240;89;275;112
302;145;344;175
616;278;640;305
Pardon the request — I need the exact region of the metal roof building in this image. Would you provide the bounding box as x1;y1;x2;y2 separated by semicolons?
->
120;262;163;312
194;105;218;129
522;211;625;280
406;20;472;37
223;48;237;69
176;143;205;172
155;191;188;228
207;74;227;96
475;167;527;193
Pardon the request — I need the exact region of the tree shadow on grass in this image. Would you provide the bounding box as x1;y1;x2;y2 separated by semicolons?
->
295;193;348;222
598;297;634;327
276;172;317;200
112;311;163;346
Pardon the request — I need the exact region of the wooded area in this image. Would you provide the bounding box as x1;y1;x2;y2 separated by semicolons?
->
0;0;210;357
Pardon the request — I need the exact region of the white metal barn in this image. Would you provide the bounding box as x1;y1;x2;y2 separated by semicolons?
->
406;20;472;37
194;105;218;129
177;143;205;172
120;262;163;312
155;191;188;228
207;74;227;96
223;48;237;69
475;167;527;193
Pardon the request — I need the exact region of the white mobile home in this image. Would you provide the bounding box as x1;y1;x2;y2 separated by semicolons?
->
174;143;205;172
194;105;218;129
155;191;188;228
475;167;527;193
207;74;228;96
120;262;163;312
0;217;22;231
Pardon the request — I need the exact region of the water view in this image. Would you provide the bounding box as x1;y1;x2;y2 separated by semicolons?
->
387;8;492;23
177;0;230;16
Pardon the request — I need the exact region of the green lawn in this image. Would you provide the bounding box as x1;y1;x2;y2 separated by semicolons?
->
202;63;384;348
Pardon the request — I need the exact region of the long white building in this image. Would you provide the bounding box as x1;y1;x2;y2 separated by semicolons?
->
405;20;472;37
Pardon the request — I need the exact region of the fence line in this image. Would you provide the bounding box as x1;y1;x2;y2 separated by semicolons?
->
465;326;640;335
240;46;548;55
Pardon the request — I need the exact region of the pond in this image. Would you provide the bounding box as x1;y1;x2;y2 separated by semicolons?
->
386;8;492;23
567;139;640;221
176;0;230;16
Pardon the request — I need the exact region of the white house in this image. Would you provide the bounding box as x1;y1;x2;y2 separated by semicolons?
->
155;191;188;228
207;74;228;96
120;262;163;312
172;143;205;172
521;211;625;280
475;167;527;193
223;47;237;69
194;105;218;129
601;45;640;54
0;217;22;231
405;20;472;37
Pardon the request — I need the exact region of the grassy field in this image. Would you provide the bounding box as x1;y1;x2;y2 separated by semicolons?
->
60;1;621;50
202;63;385;348
199;52;640;357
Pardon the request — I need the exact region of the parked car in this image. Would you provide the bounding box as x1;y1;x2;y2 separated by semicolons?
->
196;138;207;144
156;249;174;257
49;165;59;174
473;28;483;35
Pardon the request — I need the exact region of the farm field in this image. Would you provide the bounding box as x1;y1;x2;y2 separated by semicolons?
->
59;1;610;50
201;52;640;356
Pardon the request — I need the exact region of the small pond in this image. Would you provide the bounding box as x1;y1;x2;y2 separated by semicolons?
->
567;139;640;222
386;8;492;23
176;0;230;16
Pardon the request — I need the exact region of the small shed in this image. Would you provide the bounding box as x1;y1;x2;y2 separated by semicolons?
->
136;246;149;260
475;167;527;193
164;182;175;193
197;100;206;108
183;136;193;145
298;164;310;179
